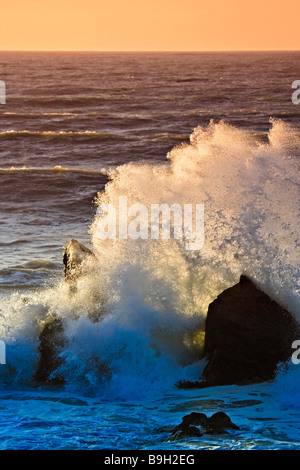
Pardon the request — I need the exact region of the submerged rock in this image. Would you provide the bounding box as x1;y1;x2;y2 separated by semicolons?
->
201;275;300;387
63;239;94;281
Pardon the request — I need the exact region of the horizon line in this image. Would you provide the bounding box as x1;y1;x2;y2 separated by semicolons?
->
0;49;300;53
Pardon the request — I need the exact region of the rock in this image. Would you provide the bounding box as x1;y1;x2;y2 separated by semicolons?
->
63;239;94;281
170;411;239;440
201;275;300;387
176;379;206;389
181;412;208;427
34;240;99;385
207;411;239;429
170;425;203;441
170;412;207;436
157;425;177;434
34;317;111;385
34;317;65;385
63;239;108;321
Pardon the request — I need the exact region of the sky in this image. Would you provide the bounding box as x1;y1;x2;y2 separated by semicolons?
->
1;0;300;51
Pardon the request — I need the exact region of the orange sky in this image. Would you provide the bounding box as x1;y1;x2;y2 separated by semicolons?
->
1;0;300;51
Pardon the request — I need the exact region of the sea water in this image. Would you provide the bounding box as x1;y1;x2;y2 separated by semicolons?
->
0;52;299;450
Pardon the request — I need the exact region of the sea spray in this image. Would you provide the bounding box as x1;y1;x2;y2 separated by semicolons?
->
91;119;300;317
0;119;299;398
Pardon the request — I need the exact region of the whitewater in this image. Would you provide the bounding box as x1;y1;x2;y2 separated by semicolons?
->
0;119;299;449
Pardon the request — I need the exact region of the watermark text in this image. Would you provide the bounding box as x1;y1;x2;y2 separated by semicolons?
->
292;80;300;105
0;341;6;364
95;197;204;251
0;80;5;104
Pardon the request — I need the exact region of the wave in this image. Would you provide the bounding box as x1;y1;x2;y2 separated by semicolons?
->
7;94;116;101
0;119;299;399
0;239;30;246
1;260;60;270
0;166;107;176
1;112;79;117
1;112;100;118
0;130;134;140
90;118;300;317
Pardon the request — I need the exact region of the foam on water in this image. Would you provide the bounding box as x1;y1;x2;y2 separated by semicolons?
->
0;119;299;401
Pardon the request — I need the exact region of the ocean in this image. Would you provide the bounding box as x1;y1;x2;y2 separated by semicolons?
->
0;51;299;450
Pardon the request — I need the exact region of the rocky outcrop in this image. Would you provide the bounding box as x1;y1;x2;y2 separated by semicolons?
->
170;411;239;440
63;239;94;281
200;275;300;387
34;240;98;385
34;317;65;385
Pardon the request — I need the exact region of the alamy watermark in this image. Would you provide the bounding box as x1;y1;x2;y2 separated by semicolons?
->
291;340;300;365
0;341;6;364
291;80;300;105
0;80;6;105
95;196;204;250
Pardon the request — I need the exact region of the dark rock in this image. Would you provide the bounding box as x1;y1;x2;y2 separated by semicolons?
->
200;275;300;387
176;379;206;389
181;412;208;427
203;425;229;435
34;240;99;385
34;318;111;385
63;239;94;281
170;425;203;441
34;317;65;385
201;411;239;434
171;412;208;435
158;425;177;434
63;239;108;322
207;411;239;430
170;411;239;440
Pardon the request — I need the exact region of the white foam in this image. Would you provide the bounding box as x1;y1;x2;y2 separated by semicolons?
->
0;119;299;397
90;119;300;318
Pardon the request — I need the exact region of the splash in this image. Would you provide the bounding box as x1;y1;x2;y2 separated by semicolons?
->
0;119;299;398
90;118;300;317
